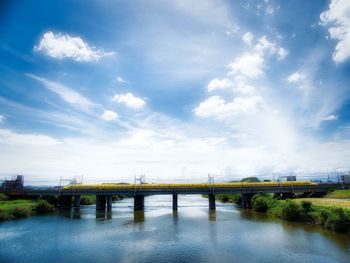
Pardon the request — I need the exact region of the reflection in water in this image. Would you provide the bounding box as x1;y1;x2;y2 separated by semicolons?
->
172;210;178;224
133;210;145;223
71;208;81;219
96;211;113;221
133;210;145;231
209;210;216;221
239;208;350;250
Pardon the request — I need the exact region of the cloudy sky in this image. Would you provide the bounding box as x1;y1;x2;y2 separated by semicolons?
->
1;0;350;183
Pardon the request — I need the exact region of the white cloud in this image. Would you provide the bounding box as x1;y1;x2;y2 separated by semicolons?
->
287;71;307;82
277;47;289;60
101;110;118;121
266;5;275;15
242;32;254;46
113;92;146;109
0;129;59;146
34;31;115;62
232;77;257;95
322;114;338;121
254;36;288;60
229;52;264;78
207;77;256;95
27;74;93;111
0;114;5;123
228;36;287;79
117;76;129;84
194;95;264;119
286;70;314;92
207;78;233;91
225;24;240;35
320;0;350;63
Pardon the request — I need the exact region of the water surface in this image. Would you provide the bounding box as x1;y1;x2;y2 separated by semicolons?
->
0;195;349;263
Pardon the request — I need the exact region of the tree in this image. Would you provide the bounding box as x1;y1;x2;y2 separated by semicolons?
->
241;177;260;182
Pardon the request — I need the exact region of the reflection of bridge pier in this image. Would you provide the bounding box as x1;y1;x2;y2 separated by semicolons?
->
96;210;112;221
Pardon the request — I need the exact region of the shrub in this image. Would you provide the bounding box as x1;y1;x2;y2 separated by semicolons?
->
214;194;242;204
0;210;13;221
0;193;8;201
219;195;229;202
300;201;312;213
80;195;96;205
35;200;54;214
11;206;32;218
42;196;60;206
280;200;301;221
233;195;242;204
252;195;269;212
324;208;349;232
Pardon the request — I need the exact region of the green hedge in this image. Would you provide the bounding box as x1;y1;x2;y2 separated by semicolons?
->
0;193;8;201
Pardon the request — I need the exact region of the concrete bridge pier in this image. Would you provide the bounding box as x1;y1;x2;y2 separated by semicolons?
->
59;196;72;210
209;194;216;210
172;194;178;210
74;195;81;208
96;195;107;211
134;195;144;211
242;193;253;209
106;196;113;211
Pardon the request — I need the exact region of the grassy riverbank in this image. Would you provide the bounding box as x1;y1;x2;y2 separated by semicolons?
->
295;189;350;208
325;189;350;199
215;193;350;233
0;193;125;222
0;196;54;221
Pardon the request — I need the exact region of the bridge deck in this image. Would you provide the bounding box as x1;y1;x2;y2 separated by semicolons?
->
6;181;346;196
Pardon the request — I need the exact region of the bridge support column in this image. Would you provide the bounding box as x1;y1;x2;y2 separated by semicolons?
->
96;195;106;211
242;194;253;209
106;196;113;211
172;194;178;210
209;194;216;210
74;195;80;208
59;196;72;210
134;195;144;211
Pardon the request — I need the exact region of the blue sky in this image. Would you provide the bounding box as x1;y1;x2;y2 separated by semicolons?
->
1;0;350;182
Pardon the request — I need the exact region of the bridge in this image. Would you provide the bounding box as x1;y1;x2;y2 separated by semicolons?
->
2;176;349;211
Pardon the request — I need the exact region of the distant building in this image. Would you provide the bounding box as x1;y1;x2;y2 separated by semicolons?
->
2;175;24;191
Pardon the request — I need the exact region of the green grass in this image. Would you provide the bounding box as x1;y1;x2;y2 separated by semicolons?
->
325;189;350;199
295;198;350;208
0;199;55;221
0;199;35;210
0;200;35;221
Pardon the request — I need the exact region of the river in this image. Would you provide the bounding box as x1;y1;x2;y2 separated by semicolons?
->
0;195;349;263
